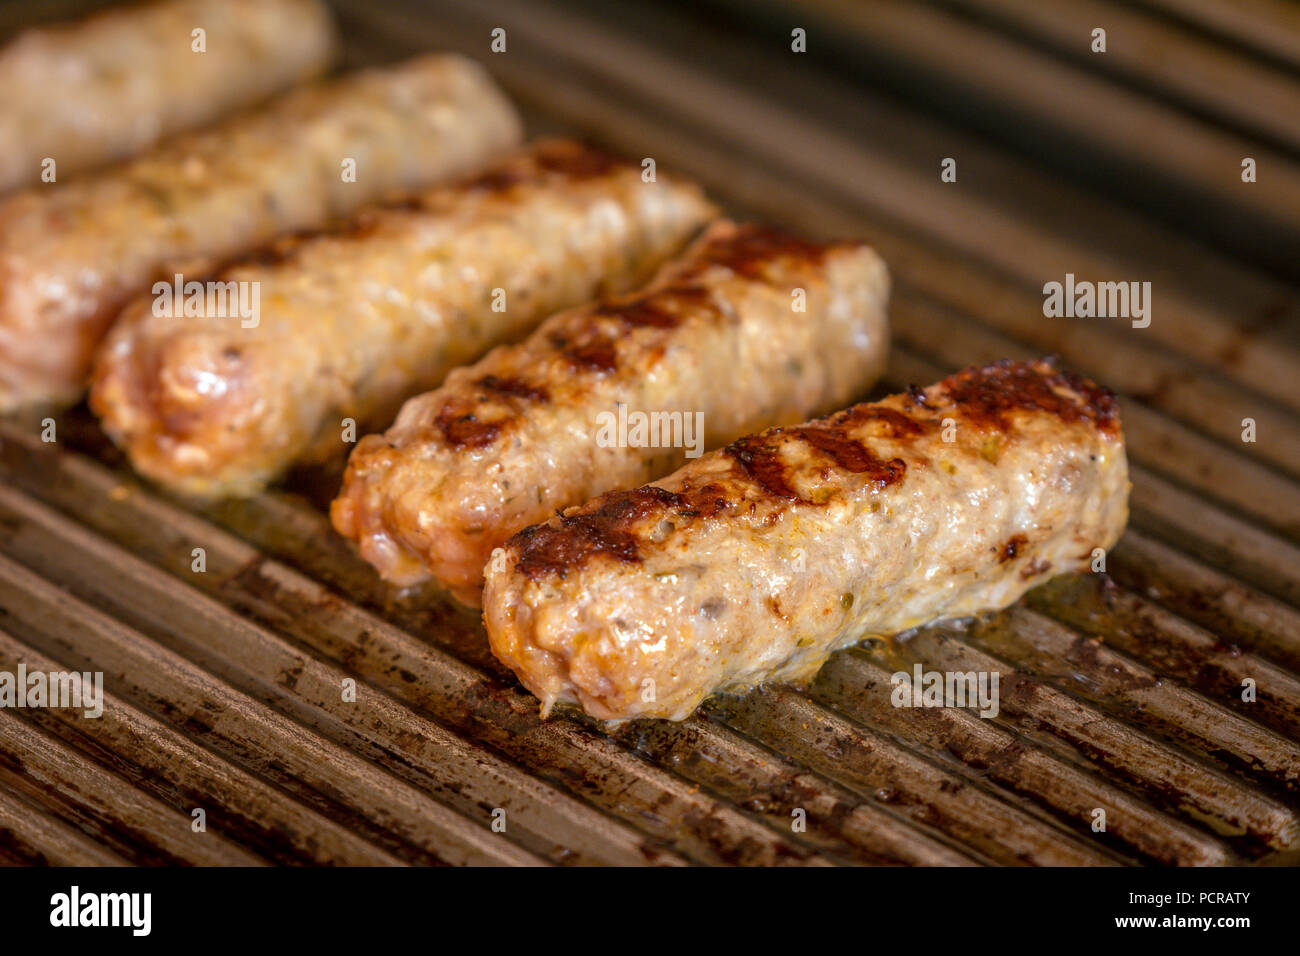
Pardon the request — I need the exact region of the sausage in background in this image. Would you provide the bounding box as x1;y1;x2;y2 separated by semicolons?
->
0;0;339;192
91;140;717;498
0;52;522;410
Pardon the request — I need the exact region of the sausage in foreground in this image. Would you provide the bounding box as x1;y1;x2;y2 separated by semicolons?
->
0;53;521;410
332;221;891;604
91;140;716;497
482;359;1130;721
0;0;339;192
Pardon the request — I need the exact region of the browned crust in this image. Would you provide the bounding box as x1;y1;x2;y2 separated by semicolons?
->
506;358;1120;581
219;140;630;269
554;223;848;372
435;374;551;449
939;357;1120;435
462;138;623;191
512;487;679;578
442;223;857;450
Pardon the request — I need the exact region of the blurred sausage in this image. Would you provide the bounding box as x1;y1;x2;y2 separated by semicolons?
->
0;0;339;191
0;53;521;410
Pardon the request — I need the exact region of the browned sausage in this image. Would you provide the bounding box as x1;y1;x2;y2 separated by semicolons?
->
0;53;521;410
333;221;892;605
483;360;1130;721
91;140;716;497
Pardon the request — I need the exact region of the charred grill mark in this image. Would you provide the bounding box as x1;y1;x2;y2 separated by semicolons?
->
795;427;879;474
511;479;741;579
466;140;622;193
686;224;838;280
794;426;907;488
593;285;716;330
435;401;500;449
437;376;548;448
338;196;433;239
512;479;741;579
512;487;683;578
943;359;1119;435
582;223;837;336
999;534;1028;563
726;435;803;500
549;224;843;378
833;404;927;439
1057;368;1122;430
477;374;549;403
552;331;620;373
726;413;909;503
672;481;731;520
503;361;1121;590
534;141;622;178
467;166;535;193
594;298;681;330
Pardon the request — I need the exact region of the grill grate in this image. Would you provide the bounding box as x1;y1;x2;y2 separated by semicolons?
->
0;0;1297;865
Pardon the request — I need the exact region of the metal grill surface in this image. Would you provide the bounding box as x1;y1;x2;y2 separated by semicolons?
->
0;0;1297;866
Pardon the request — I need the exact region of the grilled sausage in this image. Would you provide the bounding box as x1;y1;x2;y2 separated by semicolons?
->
90;141;716;498
0;53;521;410
483;359;1130;721
332;221;891;605
0;0;338;192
